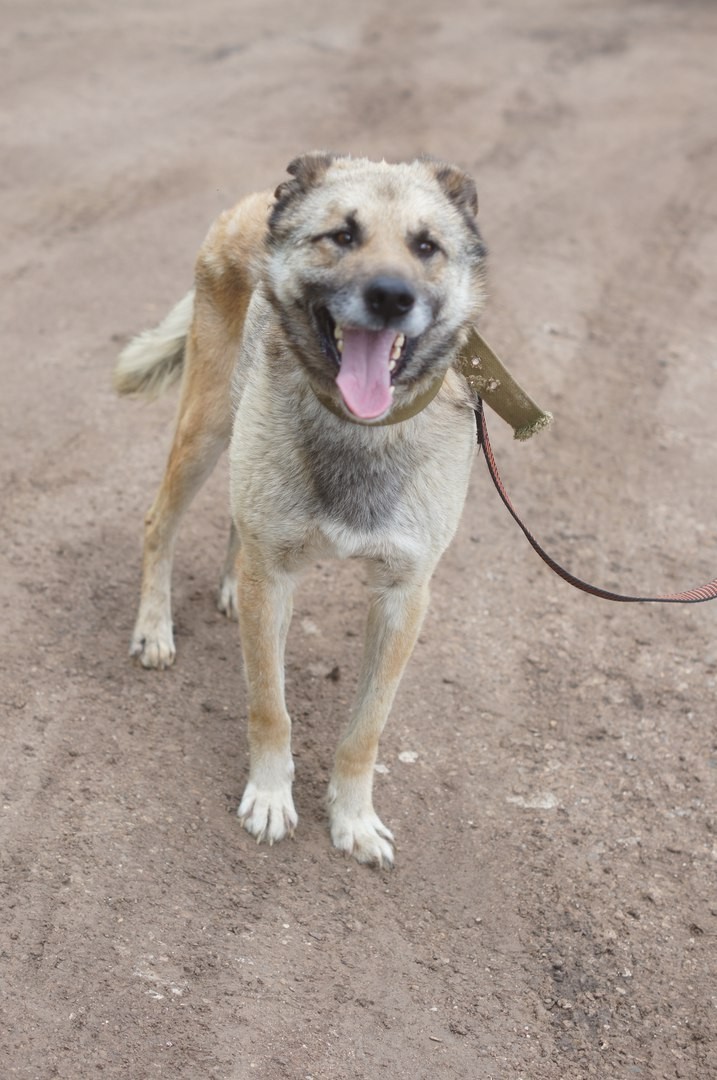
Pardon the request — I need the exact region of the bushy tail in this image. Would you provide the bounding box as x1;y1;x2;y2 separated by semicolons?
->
113;289;195;399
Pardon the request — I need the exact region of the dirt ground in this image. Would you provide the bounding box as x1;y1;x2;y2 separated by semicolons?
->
2;1;716;1077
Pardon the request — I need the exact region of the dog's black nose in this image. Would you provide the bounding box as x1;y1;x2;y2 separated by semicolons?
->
364;277;416;322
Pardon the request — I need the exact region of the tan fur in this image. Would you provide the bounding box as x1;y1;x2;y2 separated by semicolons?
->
116;155;487;866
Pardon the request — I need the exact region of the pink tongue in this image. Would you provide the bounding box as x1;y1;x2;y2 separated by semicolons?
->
335;327;396;419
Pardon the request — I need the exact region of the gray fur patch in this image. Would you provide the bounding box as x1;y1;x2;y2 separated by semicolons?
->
299;423;411;532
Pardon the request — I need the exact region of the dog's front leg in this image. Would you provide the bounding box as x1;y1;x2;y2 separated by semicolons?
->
236;546;298;845
328;569;431;868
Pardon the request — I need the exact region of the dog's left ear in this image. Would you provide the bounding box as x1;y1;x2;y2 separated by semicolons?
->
428;161;479;217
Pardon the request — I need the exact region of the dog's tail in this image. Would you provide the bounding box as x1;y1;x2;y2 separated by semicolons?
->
113;289;195;399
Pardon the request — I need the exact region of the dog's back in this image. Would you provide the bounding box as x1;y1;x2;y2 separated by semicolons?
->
114;189;273;407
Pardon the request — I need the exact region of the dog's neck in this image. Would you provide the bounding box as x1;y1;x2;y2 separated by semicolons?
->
309;370;446;426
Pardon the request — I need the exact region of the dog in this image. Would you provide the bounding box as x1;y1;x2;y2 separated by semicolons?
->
114;153;487;866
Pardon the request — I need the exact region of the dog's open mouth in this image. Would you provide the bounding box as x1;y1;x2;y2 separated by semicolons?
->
317;308;413;420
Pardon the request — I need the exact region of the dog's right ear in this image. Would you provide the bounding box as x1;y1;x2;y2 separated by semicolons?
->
425;159;479;218
273;152;339;205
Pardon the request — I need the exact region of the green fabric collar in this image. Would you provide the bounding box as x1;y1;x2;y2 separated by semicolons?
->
460;327;553;440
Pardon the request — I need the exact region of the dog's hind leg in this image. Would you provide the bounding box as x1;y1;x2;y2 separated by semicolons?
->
130;293;241;668
236;544;299;844
130;376;232;668
217;522;241;621
328;565;432;867
127;194;272;668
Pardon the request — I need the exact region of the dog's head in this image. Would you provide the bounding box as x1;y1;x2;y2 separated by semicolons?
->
265;153;487;422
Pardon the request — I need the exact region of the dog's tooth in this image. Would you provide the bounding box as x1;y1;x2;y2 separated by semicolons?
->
334;324;344;341
388;358;397;372
395;333;405;348
390;344;402;361
336;339;343;354
390;385;395;397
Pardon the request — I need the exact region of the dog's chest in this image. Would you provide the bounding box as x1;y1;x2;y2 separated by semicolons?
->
299;423;413;533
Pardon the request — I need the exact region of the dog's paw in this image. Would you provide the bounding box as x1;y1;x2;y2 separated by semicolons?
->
329;807;395;868
238;780;298;845
130;620;176;669
217;575;239;620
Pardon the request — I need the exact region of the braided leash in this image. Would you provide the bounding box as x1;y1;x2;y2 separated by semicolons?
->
475;397;717;604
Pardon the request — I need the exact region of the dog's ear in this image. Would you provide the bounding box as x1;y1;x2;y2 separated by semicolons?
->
274;152;339;204
286;151;339;188
428;160;479;217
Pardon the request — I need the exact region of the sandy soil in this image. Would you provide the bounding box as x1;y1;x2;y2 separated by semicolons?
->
2;1;716;1077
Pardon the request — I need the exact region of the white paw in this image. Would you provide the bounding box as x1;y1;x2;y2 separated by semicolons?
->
217;575;239;620
329;805;395;868
130;618;175;669
238;779;297;845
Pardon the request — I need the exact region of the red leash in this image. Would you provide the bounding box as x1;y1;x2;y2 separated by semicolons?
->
475;398;717;604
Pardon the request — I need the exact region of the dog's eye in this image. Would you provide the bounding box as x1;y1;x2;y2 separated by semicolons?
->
414;235;440;259
332;229;355;248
